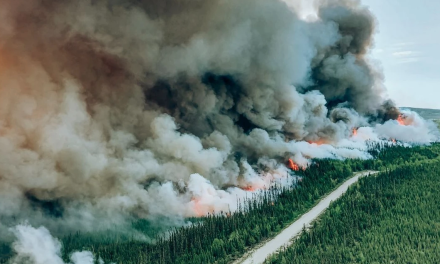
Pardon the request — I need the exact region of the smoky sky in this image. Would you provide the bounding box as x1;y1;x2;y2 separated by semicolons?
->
0;0;431;240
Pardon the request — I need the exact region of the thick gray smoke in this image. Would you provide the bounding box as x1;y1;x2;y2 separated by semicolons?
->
0;0;436;241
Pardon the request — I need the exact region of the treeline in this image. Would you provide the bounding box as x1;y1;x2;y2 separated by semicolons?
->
58;143;440;264
2;143;440;264
265;159;440;263
365;141;440;171
61;158;355;264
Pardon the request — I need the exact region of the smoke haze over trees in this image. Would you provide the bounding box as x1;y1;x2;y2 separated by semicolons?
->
0;0;437;243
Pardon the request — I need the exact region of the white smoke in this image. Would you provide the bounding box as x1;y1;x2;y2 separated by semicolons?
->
0;0;437;242
8;224;103;264
375;110;438;143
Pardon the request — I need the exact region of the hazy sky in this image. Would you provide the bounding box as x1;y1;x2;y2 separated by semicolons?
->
363;0;440;109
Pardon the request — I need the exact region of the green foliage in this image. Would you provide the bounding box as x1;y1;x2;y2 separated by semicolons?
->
265;158;440;264
57;158;358;264
2;142;440;264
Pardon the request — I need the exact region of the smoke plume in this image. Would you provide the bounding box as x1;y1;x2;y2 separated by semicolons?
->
8;224;101;264
0;0;436;241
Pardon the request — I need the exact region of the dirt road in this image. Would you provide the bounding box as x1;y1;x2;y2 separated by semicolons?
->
235;171;378;264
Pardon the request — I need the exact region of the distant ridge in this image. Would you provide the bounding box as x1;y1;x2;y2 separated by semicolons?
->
401;107;440;120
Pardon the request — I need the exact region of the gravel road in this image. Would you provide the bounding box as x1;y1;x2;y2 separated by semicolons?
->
235;171;378;264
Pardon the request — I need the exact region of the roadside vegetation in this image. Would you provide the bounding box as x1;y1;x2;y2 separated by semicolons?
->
1;142;440;264
265;158;440;264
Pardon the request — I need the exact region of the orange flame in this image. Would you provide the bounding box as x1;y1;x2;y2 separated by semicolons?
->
192;198;205;217
288;158;300;171
397;114;406;125
352;128;358;136
191;198;217;217
306;139;327;145
243;186;257;192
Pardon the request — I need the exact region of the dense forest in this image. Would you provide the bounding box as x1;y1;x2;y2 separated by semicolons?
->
265;157;440;263
1;142;440;264
61;155;358;264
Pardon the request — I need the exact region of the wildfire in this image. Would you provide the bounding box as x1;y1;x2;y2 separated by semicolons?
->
306;139;327;145
243;186;257;192
352;128;358;136
288;158;300;171
397;114;406;126
191;198;205;217
191;198;216;217
242;183;270;192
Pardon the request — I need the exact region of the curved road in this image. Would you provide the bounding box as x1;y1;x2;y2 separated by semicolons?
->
235;171;378;264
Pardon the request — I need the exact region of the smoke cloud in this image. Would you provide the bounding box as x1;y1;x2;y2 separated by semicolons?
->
375;110;439;143
8;224;101;264
0;0;437;241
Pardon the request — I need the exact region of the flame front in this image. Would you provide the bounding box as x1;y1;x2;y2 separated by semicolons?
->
243;186;257;192
191;197;217;217
352;128;358;136
192;198;205;217
288;158;300;171
306;139;327;145
397;114;406;125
